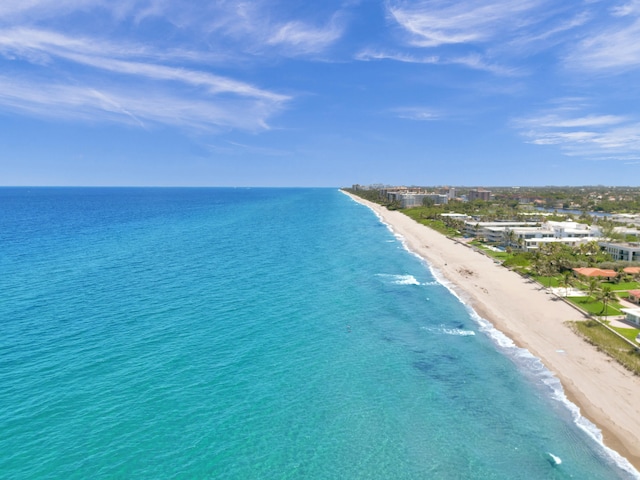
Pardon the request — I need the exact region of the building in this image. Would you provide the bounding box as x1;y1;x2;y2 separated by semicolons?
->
468;189;492;202
572;267;618;280
611;213;640;227
621;308;640;327
598;242;640;262
463;221;536;239
628;290;640;305
383;188;449;208
441;213;470;221
465;220;602;251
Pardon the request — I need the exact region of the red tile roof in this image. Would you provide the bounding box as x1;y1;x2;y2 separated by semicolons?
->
572;267;618;277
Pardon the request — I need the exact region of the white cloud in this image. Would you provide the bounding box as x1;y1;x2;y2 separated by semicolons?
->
355;49;439;64
567;19;640;71
0;27;228;66
387;0;548;48
527;114;627;128
611;0;640;17
514;105;640;159
393;107;440;121
0;0;142;22
450;54;520;76
267;15;344;55
0;75;283;132
0;25;290;131
355;48;518;75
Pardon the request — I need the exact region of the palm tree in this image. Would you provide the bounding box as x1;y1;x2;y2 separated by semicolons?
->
587;277;599;303
559;271;573;297
505;228;516;249
597;285;616;317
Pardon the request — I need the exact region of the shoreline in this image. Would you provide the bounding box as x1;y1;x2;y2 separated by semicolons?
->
344;191;640;474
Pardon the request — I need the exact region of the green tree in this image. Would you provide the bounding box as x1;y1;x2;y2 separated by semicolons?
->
587;277;599;303
597;285;616;316
559;271;573;297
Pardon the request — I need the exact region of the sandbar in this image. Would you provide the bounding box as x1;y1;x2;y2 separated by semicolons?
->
345;191;640;473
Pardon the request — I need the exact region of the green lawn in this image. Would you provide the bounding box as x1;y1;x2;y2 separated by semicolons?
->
565;296;624;316
601;281;640;291
610;325;640;342
533;275;561;288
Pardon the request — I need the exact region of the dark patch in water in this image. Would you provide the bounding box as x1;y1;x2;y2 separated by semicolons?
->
413;360;432;373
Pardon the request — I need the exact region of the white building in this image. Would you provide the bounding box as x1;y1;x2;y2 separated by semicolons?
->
386;191;449;208
463;221;536;239
466;220;602;251
598;242;640;262
621;308;640;327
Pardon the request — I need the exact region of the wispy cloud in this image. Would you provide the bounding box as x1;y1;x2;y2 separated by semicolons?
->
0;27;229;65
379;1;593;77
0;75;282;131
356;49;439;64
266;15;345;55
356;48;519;76
514;102;640;158
560;0;640;73
0;1;354;131
0;23;290;131
386;0;549;48
566;19;640;72
393;106;440;121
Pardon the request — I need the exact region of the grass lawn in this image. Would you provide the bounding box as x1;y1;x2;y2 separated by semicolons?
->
569;320;640;375
468;242;512;261
600;281;640;291
401;210;458;237
609;324;640;342
533;276;561;288
566;297;624;316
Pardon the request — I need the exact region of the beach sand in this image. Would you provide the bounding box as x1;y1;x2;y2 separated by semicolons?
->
345;192;640;472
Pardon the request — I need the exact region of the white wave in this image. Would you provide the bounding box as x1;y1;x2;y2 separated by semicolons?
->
421;326;476;336
393;275;420;285
442;328;475;336
376;274;421;285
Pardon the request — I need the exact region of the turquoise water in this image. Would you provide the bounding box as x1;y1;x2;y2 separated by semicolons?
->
1;187;637;479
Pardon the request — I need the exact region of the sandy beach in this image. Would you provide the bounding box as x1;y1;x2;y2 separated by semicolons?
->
345;192;640;472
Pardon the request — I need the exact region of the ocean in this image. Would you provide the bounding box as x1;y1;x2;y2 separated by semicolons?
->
0;187;637;479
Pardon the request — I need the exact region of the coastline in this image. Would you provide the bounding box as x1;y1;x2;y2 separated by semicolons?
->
344;191;640;474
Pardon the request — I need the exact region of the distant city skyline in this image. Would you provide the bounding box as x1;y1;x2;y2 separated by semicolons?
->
2;1;640;186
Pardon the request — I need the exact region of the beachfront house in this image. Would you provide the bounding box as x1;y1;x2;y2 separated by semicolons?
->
466;220;602;251
572;267;618;280
621;308;640;326
509;221;601;251
463;221;535;240
625;267;640;278
628;290;640;305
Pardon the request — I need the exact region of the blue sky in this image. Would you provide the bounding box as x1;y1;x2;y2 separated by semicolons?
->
2;0;640;186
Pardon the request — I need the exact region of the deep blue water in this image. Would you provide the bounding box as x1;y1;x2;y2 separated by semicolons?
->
1;187;637;479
